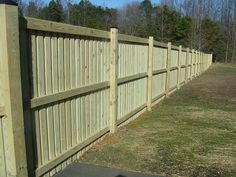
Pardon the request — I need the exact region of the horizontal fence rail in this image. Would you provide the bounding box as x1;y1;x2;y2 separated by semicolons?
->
0;4;212;177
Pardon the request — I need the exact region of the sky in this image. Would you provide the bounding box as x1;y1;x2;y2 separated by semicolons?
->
23;0;161;8
89;0;160;8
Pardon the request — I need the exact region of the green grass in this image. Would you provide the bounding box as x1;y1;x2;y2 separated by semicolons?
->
81;64;236;177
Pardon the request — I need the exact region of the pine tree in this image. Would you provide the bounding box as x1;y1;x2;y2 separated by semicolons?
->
140;0;153;37
48;0;64;22
25;1;39;17
174;16;192;46
201;18;227;59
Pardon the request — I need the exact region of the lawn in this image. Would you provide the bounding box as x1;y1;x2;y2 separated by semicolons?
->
80;64;236;177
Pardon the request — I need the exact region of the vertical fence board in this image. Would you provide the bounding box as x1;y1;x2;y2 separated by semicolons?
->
0;120;6;177
4;17;213;177
147;37;153;111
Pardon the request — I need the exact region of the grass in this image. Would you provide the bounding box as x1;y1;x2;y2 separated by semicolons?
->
80;64;236;177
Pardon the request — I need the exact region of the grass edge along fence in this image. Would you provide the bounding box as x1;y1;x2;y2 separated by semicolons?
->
0;2;212;177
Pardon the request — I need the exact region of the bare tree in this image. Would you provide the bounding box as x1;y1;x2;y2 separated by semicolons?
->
117;2;142;35
24;0;44;17
231;0;236;62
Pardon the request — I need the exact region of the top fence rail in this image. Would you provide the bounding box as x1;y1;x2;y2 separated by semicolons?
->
22;17;190;50
0;8;212;177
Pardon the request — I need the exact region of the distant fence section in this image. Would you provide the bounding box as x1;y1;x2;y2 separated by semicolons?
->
0;3;212;177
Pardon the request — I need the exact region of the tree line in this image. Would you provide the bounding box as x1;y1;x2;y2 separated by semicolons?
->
19;0;236;62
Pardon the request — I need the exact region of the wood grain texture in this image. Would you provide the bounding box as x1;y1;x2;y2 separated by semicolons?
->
13;17;213;177
110;28;118;133
25;17;110;39
147;37;154;111
0;4;28;177
31;82;109;108
165;42;171;97
118;34;148;44
177;45;182;89
0;106;5;118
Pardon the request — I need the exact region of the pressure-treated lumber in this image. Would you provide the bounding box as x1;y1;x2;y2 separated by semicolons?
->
196;50;198;76
30;81;109;108
170;66;178;71
182;47;188;52
177;45;182;89
185;48;190;83
117;104;146;126
170;85;178;92
118;34;148;44
0;15;212;177
153;41;168;48
117;72;147;85
198;51;201;75
171;45;179;50
110;28;118;133
0;106;5;118
0;4;28;177
35;128;109;177
147;37;154;111
200;52;202;72
24;17;110;39
165;42;171;97
152;92;166;103
191;49;195;80
196;51;198;76
152;68;167;75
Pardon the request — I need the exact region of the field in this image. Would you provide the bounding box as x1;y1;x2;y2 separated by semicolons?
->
81;64;236;177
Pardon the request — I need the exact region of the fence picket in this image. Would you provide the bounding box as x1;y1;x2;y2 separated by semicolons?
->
0;13;212;177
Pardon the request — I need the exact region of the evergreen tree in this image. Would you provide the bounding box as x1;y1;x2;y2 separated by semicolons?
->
25;1;39;17
22;0;232;61
67;2;79;25
174;16;192;46
140;0;153;37
38;0;64;22
67;0;117;30
38;6;50;20
47;0;64;22
201;18;227;59
153;5;181;42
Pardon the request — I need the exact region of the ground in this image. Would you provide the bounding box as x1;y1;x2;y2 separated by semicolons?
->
80;64;236;177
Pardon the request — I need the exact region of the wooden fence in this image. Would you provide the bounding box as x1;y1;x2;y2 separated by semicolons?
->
0;3;212;177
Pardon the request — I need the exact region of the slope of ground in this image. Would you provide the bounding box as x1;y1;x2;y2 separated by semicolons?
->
81;64;236;177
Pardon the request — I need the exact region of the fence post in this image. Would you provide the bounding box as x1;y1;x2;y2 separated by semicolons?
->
203;54;205;71
197;51;200;76
190;49;194;80
147;37;153;111
198;51;201;75
185;48;189;83
195;50;198;77
201;52;203;73
194;50;196;77
210;54;213;66
0;1;28;177
110;28;118;133
166;42;171;97
200;52;202;73
195;50;197;77
177;45;182;89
